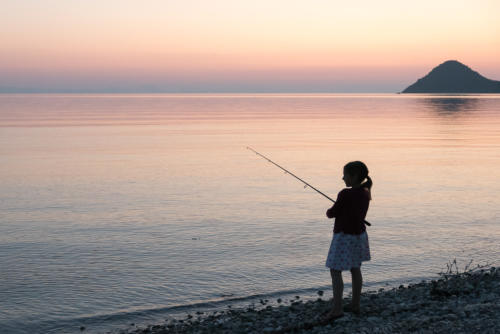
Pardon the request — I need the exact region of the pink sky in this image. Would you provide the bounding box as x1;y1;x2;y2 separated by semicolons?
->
1;0;499;92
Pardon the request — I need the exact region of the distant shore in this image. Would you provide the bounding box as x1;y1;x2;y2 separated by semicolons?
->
118;266;499;334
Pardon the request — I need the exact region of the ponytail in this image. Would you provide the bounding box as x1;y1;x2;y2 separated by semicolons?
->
362;175;373;200
362;175;373;191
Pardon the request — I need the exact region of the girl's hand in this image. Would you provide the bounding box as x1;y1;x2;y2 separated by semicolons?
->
326;206;335;218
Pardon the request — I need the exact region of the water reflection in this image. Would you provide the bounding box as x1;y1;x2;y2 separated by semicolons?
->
420;98;479;116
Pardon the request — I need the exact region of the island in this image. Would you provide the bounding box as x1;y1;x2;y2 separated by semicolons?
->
402;60;500;93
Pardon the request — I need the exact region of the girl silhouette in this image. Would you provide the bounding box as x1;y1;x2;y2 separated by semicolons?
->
322;161;372;322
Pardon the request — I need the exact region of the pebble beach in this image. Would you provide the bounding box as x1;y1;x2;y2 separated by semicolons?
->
119;266;499;334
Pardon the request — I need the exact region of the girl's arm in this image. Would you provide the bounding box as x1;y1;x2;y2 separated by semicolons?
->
326;189;346;218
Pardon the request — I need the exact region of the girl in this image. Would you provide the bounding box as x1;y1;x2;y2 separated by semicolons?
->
322;161;372;323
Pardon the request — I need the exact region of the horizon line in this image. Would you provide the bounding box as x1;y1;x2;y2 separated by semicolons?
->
0;90;402;94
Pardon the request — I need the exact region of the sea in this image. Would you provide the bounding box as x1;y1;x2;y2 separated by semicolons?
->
1;93;499;333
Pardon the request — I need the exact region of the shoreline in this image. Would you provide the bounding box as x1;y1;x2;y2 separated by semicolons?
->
119;266;499;334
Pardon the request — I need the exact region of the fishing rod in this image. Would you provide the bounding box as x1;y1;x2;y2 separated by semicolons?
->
247;146;336;202
247;146;371;226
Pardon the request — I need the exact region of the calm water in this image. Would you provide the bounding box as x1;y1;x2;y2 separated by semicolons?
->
1;94;500;333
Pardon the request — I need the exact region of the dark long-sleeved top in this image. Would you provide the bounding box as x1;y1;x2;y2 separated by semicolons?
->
326;187;370;235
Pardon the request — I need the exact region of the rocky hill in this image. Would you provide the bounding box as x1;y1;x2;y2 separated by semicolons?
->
402;60;500;93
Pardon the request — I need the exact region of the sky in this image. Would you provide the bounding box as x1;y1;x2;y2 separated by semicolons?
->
1;0;499;93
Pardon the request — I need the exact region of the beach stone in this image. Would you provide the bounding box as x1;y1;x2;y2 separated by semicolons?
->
124;266;500;334
366;316;381;323
381;310;391;317
464;303;479;312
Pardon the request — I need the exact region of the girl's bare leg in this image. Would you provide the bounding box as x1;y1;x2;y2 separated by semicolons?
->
350;267;362;311
331;269;344;315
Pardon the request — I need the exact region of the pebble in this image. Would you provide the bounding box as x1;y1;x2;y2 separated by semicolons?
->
118;266;500;334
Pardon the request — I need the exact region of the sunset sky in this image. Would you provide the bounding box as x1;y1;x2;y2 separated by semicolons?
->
1;0;499;93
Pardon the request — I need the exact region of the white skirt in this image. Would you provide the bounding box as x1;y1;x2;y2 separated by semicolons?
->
325;232;371;271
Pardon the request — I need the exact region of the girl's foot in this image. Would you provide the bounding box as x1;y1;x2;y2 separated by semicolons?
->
343;304;360;315
319;310;344;325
